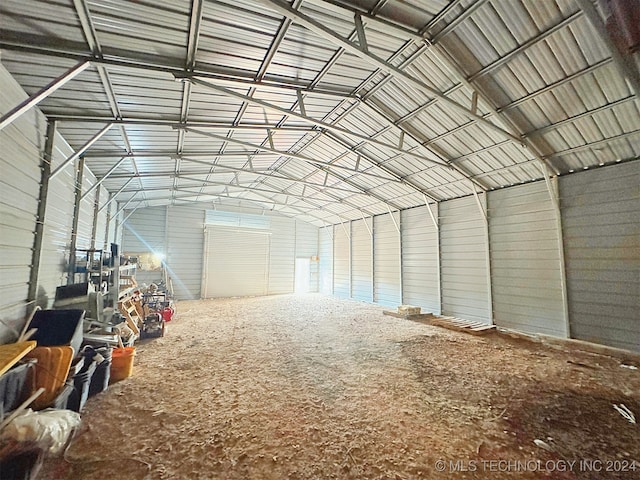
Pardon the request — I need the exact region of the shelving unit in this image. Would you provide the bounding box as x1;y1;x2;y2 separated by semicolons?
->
74;249;111;294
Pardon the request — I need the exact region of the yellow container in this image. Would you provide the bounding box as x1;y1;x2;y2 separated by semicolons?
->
25;346;74;409
109;347;136;383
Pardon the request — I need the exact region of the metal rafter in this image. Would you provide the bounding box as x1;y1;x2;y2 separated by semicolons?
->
309;0;589;179
104;165;368;197
321;131;442;201
239;2;488;201
359;98;491;190
187;77;447;167
47;116;320;131
126;183;354;224
176;0;204;197
420;41;560;175
575;0;640;96
183;128;404;211
182;128;401;183
0;35;360;98
257;0;521;144
178;160;368;196
71;0;143;199
0;61;90;131
254;4;477;201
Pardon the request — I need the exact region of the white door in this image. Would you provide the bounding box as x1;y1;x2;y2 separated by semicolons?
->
295;258;311;293
203;227;270;298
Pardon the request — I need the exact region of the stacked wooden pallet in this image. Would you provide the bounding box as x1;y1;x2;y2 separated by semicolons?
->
427;316;496;336
383;305;496;336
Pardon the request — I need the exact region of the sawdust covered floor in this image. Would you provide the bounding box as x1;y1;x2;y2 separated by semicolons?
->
41;294;640;479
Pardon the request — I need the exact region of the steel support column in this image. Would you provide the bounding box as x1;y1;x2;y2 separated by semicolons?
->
68;157;86;285
90;184;101;248
27;121;56;307
471;185;494;324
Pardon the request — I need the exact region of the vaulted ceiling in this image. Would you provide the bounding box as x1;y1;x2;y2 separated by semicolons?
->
1;0;638;225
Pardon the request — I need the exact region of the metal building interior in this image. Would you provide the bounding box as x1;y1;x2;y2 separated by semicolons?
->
0;0;639;478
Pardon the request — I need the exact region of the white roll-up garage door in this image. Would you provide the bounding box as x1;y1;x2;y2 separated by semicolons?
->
203;227;270;298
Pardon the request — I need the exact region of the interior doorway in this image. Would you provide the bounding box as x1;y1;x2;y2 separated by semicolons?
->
294;258;311;293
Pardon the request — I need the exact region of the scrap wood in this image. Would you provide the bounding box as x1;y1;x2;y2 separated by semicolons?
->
0;341;37;377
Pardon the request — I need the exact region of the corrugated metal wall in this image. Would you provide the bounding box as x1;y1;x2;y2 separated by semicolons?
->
351;218;373;302
561;162;640;352
121;206;167;286
401;205;440;314
76;167;96;249
0;64;115;340
295;220;319;293
204;227;270;298
0;64;44;340
37;134;76;301
440;195;491;323
374;212;401;307
167;206;204;300
268;216;295;295
489;182;566;337
333;223;350;298
319;227;333;295
94;187;110;249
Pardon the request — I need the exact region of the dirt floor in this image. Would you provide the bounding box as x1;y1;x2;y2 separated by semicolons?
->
41;294;639;479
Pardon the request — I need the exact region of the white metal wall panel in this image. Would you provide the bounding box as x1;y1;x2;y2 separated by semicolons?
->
0;63;43;340
401;205;440;314
440;195;491;323
268;216;295;295
121;206;167;286
561;162;640;352
374;212;401;307
167;206;204;300
93;185;109;249
37;133;76;303
351;218;373;302
319;227;333;295
76;166;97;250
489;182;566;337
295;220;319;293
204;227;269;298
333;224;350;298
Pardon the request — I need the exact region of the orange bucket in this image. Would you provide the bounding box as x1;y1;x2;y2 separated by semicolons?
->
109;347;136;383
